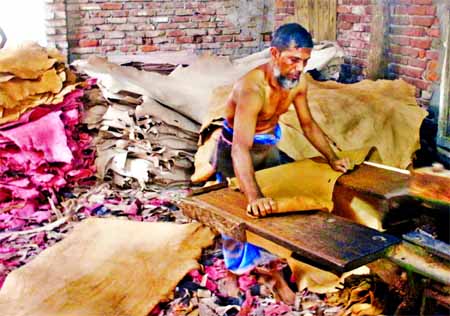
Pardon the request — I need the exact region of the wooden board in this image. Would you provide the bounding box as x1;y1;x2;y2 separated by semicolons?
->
336;164;410;200
181;188;400;274
409;166;450;204
292;0;337;41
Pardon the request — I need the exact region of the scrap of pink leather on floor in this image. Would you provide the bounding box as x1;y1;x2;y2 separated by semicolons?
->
263;302;292;316
238;273;257;292
205;259;228;281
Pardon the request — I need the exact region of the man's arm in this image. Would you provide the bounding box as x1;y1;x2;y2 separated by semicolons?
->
293;79;349;172
231;83;276;217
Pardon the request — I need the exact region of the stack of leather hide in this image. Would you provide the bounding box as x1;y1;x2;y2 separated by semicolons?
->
0;43;95;232
81;82;199;188
0;43;78;125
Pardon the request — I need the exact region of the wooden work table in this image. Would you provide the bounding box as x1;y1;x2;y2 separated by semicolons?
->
180;187;400;274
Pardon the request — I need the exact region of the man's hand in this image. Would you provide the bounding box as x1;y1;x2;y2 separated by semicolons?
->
329;157;351;173
246;197;277;218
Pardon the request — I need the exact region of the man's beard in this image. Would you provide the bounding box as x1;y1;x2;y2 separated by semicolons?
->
273;66;300;90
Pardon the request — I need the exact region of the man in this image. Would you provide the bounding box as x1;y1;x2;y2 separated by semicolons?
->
216;23;350;217
213;23;351;304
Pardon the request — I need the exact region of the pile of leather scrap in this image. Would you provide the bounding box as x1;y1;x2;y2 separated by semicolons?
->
81;82;198;188
148;237;387;316
0;42;78;125
0;43;95;233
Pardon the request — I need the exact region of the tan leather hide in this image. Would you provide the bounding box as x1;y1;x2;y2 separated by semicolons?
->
0;218;215;316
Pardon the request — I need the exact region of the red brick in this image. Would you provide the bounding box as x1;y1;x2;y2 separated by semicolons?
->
408;58;427;69
413;0;433;4
235;35;254;42
79;39;98;47
168;30;185;37
224;42;243;49
101;3;122;10
337;39;351;47
141;45;159;52
399;46;420;58
215;35;233;42
191;15;211;22
408;5;435;16
426;28;440;37
390;54;409;65
120;46;137;53
394;5;408;15
398;65;424;78
352;23;365;31
411;16;435;26
202;36;214;43
208;29;222;35
143;2;161;9
176;36;194;44
157;23;179;30
426;50;439;60
337;5;351;13
410;38;432;49
199;8;216;15
338;21;353;30
198;22;216;28
391;26;425;37
350;40;367;49
340;14;360;23
84;18;105;25
391;16;410;25
390;35;410;46
172;16;190;23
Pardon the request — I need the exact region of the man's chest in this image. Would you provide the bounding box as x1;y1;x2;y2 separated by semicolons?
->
260;87;298;118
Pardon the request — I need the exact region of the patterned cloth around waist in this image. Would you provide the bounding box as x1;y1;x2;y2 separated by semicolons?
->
222;120;282;145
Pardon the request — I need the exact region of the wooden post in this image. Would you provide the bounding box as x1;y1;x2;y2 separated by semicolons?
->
367;0;389;80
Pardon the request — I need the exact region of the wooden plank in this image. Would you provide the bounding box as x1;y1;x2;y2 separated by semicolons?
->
367;0;389;80
409;166;450;204
329;0;337;40
295;0;310;32
294;0;336;41
183;188;400;274
336;164;410;200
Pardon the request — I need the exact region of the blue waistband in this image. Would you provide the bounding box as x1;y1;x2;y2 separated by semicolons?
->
223;120;282;146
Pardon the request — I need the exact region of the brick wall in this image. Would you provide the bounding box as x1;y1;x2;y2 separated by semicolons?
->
46;0;275;61
335;0;441;106
336;0;372;82
45;0;444;107
387;0;441;106
275;0;295;26
45;0;69;57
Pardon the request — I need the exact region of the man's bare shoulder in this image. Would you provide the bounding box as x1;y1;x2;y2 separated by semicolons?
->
234;66;266;93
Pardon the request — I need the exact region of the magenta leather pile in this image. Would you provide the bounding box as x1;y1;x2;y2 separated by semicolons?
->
0;89;96;232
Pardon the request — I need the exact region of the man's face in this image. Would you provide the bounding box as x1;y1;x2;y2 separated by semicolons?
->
271;46;312;90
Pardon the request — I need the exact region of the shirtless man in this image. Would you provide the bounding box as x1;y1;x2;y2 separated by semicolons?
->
216;23;350;217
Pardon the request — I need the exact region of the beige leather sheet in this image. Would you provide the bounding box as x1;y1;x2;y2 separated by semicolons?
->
0;218;215;316
193;74;426;182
